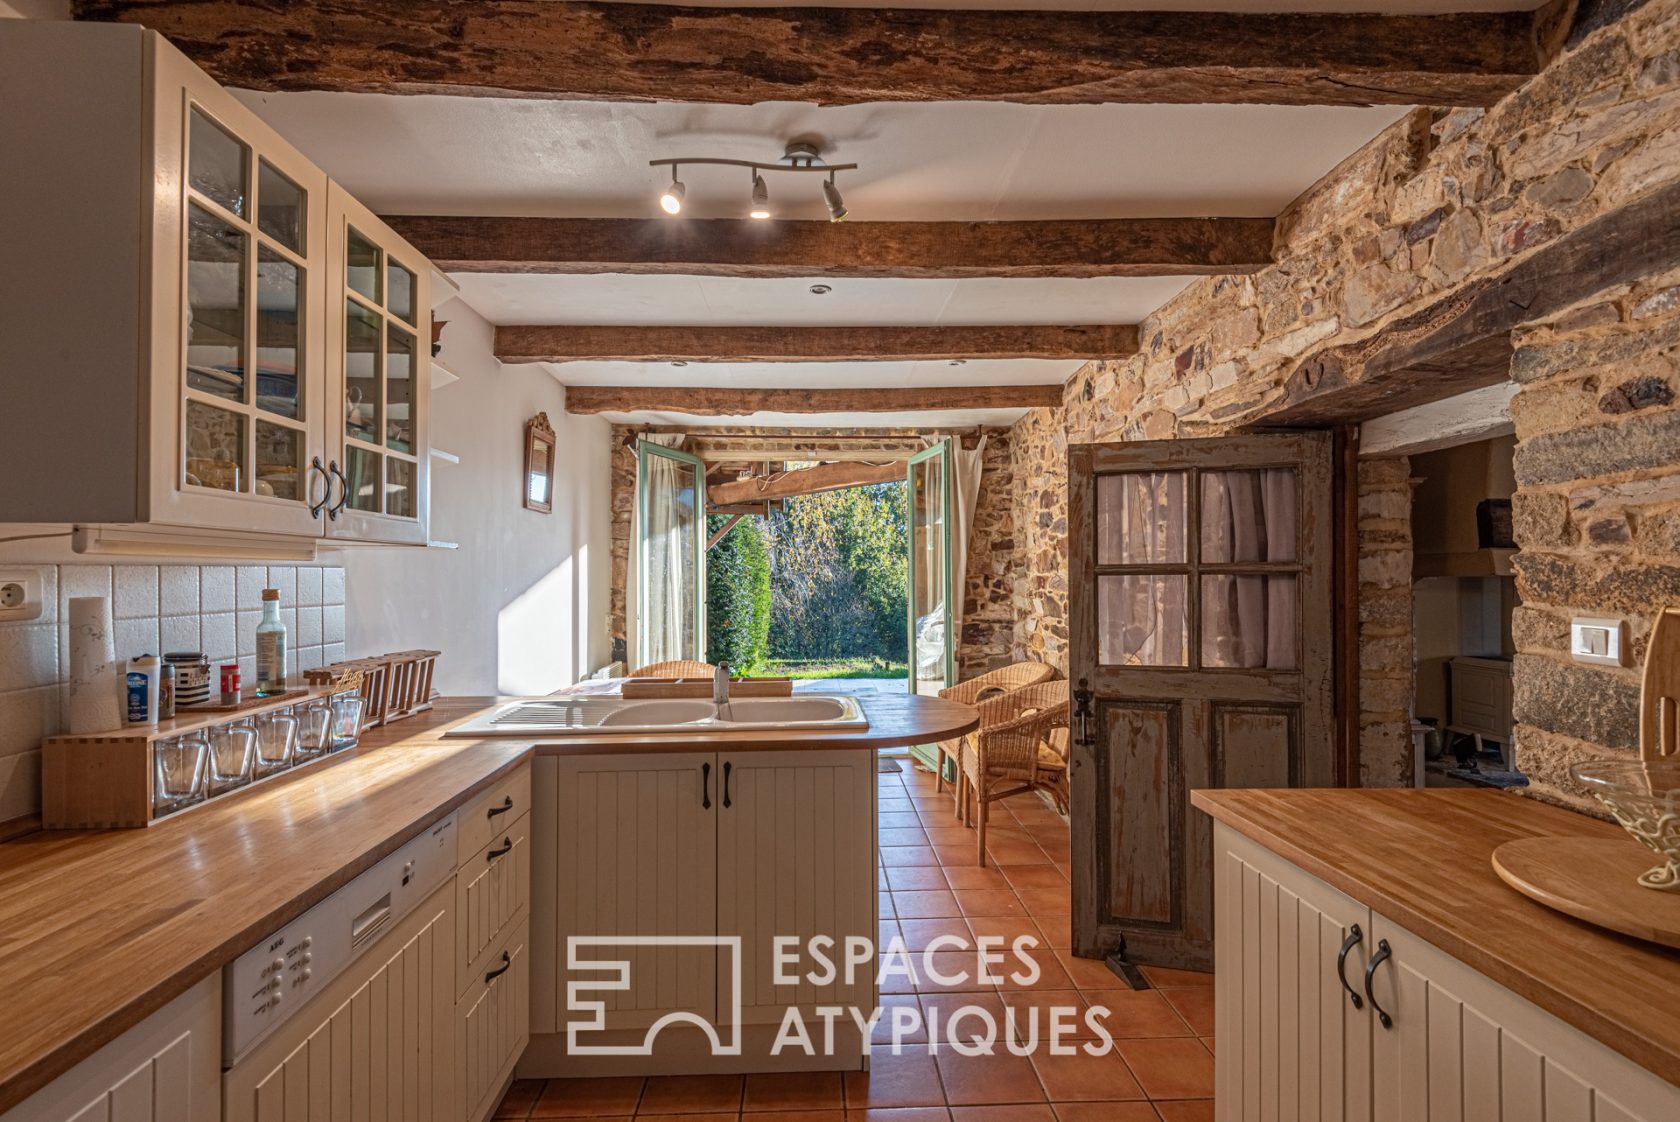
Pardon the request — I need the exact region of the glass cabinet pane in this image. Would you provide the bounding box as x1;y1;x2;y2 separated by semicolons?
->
255;248;301;419
1098;574;1188;667
387;458;414;519
1201;575;1299;669
346;228;381;303
188;107;247;216
345;299;381;444
1202;469;1298;563
185;203;247;403
255;421;303;502
387;259;416;325
1098;472;1186;565
256;160;304;253
386;325;415;451
345;446;381;512
185;400;245;492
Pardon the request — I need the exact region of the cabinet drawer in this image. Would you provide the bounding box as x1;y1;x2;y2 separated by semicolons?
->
458;916;530;1122
458;810;530;997
458;764;531;864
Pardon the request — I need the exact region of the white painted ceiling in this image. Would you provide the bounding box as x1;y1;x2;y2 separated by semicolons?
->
551;358;1077;388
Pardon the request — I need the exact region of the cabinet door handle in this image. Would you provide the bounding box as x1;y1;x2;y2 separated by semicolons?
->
722;761;732;809
702;762;712;810
307;456;330;519
1336;923;1364;1010
486;837;513;862
486;795;514;819
1363;938;1394;1029
484;951;512;983
327;460;350;520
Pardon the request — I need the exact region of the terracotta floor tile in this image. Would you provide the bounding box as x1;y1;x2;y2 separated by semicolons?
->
954;888;1026;918
1138;965;1214;988
914;949;998;994
879;892;897;918
984;842;1051;866
918;991;1010;1045
940;865;1011;891
1014;886;1073;916
531;1075;644;1117
1082;989;1195;1039
1029;1049;1145;1102
880;812;925;830
995;947;1074;992
1114;1039;1215;1100
880;920;903;947
843;1049;946;1109
964;916;1045;950
998;865;1069;890
1052;950;1129;991
886;866;949;892
874;993;928;1045
898;916;974;951
882;847;942;868
493;1077;543;1118
934;1047;1047;1105
922;827;974;848
879;798;916;813
949;1107;1056;1122
745;1112;843;1122
1200;1036;1215;1056
635;1114;736;1122
1049;1103;1160;1122
975;824;1033;846
847;1110;951;1122
998;990;1095;1044
742;1071;845;1111
1160;988;1215;1036
638;1074;744;1114
892;890;963;919
931;845;982;868
879;827;931;847
1036;916;1072;949
1151;1100;1215;1122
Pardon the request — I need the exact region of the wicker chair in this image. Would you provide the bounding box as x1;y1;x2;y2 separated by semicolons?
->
932;662;1056;800
957;680;1071;866
626;659;717;679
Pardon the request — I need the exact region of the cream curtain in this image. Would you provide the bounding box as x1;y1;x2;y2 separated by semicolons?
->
1199;469;1299;669
628;434;690;668
950;435;987;635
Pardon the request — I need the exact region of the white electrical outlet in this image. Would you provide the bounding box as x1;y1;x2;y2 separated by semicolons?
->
0;570;44;623
1570;616;1626;667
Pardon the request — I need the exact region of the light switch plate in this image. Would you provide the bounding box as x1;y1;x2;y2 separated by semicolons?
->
1571;616;1626;667
0;569;44;623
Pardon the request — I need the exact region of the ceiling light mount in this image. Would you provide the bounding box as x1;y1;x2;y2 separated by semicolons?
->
649;140;859;220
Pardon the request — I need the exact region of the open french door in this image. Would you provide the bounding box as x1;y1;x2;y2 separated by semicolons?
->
1068;432;1334;978
635;440;707;667
907;440;956;696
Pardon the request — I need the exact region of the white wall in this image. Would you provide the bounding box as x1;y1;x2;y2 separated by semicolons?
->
343;296;613;696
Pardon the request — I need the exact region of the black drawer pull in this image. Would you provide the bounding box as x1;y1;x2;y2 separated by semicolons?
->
1364;938;1394;1029
484;951;511;983
722;760;733;809
486;838;513;862
486;795;514;819
702;762;712;809
1336;923;1364;1010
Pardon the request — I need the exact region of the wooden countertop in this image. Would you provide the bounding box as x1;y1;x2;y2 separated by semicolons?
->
1193;788;1680;1087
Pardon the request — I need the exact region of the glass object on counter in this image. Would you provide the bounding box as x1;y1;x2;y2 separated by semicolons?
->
294;699;333;760
253;712;297;776
330;694;366;751
185;400;245;493
255;588;287;696
207;724;255;794
154;734;208;815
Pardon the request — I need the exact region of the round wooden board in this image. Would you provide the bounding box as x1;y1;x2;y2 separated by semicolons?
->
1492;837;1680;950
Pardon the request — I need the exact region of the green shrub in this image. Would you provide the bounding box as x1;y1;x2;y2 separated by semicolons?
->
706;515;771;672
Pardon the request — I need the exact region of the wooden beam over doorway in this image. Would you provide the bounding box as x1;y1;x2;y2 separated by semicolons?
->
708;459;906;506
73;1;1552;107
382;216;1278;279
500;324;1137;363
566;385;1064;416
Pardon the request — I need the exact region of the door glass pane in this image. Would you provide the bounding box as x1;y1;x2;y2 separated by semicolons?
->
185;203;247;403
1201;575;1299;669
256;160;304;253
345;299;381;444
387;457;415;519
255;421;303;502
640;452;701;663
255;247;300;419
1201;469;1298;563
345;446;381;512
910;452;949;694
1098;574;1188;667
346;228;381;303
388;259;416;326
1098;472;1187;565
385;325;415;451
188;107;246;216
185;400;244;492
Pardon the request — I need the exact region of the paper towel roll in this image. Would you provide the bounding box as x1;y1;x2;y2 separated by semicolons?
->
67;596;123;734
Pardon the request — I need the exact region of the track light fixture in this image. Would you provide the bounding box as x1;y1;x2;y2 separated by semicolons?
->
649;141;859;220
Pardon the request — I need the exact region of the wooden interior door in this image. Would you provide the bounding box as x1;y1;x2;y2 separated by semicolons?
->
1069;433;1333;975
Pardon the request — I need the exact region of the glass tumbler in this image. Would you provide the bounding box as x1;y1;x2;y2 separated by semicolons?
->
254;711;299;776
294;700;333;760
153;735;207;815
207;723;256;794
329;695;366;752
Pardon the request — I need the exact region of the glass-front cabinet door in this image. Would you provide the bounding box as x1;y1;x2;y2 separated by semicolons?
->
323;183;430;545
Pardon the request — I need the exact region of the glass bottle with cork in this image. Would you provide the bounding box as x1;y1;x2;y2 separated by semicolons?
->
255;588;288;696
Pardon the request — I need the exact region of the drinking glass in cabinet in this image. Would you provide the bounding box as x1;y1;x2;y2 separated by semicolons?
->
345;299;382;443
295;700;332;760
185;203;248;403
253;712;298;776
185;400;245;493
330;695;366;751
154;735;208;815
207;724;255;794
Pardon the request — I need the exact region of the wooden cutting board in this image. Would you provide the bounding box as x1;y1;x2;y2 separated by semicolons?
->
1493;836;1680;950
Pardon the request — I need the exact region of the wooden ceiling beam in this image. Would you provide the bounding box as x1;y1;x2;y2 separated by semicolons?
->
565;385;1064;416
708;459;906;505
74;1;1548;108
382;216;1277;279
499;324;1137;363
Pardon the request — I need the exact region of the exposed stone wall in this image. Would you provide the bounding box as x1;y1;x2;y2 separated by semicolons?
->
1006;0;1680;788
1009;404;1071;673
1358;457;1416;787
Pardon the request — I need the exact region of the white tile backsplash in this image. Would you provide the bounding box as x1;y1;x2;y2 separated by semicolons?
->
0;563;346;825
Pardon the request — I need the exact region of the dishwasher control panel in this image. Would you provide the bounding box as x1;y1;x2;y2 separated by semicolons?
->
224;812;456;1066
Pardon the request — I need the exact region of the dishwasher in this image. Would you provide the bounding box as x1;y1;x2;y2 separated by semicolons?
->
222;813;458;1122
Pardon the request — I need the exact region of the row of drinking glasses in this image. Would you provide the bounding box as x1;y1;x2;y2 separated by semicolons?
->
153;695;366;816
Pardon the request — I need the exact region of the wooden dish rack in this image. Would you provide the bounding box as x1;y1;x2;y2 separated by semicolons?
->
304;649;439;729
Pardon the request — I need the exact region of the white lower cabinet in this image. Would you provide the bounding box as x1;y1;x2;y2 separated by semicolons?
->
1215;823;1680;1122
458;918;530;1122
0;976;221;1122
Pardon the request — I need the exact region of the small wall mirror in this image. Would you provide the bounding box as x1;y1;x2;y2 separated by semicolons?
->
524;412;555;513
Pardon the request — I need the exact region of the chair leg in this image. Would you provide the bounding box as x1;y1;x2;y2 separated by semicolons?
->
976;789;989;867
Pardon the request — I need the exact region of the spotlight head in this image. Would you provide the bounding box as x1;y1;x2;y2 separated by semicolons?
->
749;171;771;219
822;175;848;222
658;169;685;215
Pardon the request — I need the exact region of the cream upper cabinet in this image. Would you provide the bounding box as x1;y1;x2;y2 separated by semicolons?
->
0;21;429;550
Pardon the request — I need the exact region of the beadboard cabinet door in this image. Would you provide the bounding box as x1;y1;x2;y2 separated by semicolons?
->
459;918;530;1122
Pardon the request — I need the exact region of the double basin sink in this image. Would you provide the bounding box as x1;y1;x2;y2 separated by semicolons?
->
444;694;868;737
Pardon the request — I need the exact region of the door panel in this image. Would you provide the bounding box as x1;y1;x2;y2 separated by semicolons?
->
636;442;708;666
908;440;955;695
1071;433;1333;971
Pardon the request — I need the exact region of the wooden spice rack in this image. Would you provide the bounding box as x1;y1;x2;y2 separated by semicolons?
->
304;649;439;729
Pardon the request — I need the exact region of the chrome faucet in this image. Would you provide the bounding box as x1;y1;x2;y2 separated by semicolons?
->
713;662;731;707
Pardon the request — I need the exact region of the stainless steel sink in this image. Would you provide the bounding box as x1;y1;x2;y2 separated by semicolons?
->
443;694;869;737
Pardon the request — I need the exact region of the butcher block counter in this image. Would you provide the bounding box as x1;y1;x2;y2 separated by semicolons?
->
0;692;976;1113
1195;788;1680;1114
